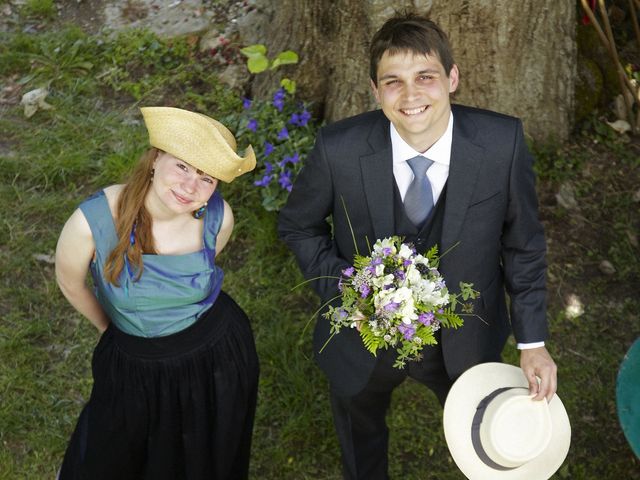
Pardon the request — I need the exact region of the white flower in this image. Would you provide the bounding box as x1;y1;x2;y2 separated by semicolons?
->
398;243;414;259
373;237;396;255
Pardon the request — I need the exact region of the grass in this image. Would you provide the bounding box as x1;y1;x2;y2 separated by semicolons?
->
1;15;639;480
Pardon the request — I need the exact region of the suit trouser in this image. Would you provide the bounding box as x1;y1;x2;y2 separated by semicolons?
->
329;341;452;480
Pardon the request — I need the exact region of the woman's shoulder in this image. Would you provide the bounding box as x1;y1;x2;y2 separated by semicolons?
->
101;184;125;219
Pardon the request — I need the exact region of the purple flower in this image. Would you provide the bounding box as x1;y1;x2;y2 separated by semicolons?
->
277;126;289;140
384;301;400;312
403;259;412;267
242;97;252;109
398;323;416;340
272;88;285;112
371;257;383;267
247;118;258;132
263;141;274;157
298;109;311;126
418;312;435;326
382;247;393;256
278;170;293;191
359;284;370;298
254;174;273;187
264;161;273;175
395;270;405;281
342;266;355;277
278;152;300;168
289;110;311;127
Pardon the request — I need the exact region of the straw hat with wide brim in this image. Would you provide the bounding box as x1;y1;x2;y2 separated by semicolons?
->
443;362;571;480
140;106;256;183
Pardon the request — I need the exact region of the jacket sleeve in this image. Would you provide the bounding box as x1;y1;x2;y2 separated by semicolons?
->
277;129;351;304
501;120;549;343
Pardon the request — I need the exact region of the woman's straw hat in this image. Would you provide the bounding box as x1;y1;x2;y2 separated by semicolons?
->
141;106;256;183
443;362;571;479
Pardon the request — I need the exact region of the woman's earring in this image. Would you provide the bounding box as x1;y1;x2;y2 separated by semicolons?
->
192;202;207;219
150;168;155;181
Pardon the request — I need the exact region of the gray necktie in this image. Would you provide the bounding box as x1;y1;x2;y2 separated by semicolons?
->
404;155;435;227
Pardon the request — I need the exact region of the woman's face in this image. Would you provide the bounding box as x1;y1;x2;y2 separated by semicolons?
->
149;151;218;216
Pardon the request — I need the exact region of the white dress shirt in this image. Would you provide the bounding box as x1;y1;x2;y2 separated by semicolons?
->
389;113;544;351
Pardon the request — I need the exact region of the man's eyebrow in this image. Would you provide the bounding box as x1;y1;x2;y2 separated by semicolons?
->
379;68;440;81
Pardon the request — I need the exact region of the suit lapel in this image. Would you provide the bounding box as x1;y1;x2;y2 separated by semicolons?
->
442;106;485;251
360;114;395;240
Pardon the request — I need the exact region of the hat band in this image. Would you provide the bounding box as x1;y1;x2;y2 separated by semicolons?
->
471;387;517;471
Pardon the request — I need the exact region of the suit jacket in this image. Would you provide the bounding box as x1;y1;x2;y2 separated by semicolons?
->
278;104;548;397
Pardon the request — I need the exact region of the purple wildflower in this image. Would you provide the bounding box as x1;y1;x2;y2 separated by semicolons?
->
398;323;416;340
263;141;274;157
382;247;393;256
254;174;273;187
418;312;435;326
371;257;383;266
277;126;289;140
359;284;370;298
298;109;311;126
342;266;355;277
278;170;293;191
403;259;412;267
395;270;405;281
247;118;258;132
384;301;400;312
264;161;273;175
272;88;285;111
278;153;300;168
242;97;252;109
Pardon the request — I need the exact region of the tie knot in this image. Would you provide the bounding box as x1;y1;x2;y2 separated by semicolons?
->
407;155;434;177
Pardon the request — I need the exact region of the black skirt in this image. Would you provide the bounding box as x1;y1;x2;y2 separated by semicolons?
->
59;291;259;480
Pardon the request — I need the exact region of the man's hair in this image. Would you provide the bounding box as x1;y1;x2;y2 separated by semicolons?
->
369;12;455;85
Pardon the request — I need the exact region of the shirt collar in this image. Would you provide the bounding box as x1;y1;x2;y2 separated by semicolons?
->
390;112;454;166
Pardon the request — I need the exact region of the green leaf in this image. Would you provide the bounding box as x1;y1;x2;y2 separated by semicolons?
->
271;50;299;69
247;56;269;74
240;44;267;57
280;78;296;94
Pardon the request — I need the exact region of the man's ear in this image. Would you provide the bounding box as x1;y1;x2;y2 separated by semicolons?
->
370;79;380;103
449;64;460;94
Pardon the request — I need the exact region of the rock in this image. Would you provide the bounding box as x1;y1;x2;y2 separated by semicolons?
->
235;7;268;47
104;0;214;39
20;88;53;118
564;293;584;319
33;253;55;264
218;64;248;90
607;119;631;134
599;260;616;275
555;182;579;210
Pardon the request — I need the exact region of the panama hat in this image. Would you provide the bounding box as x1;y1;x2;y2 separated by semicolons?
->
140;106;256;183
443;362;571;480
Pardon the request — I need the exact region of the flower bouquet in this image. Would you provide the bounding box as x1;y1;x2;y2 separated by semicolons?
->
324;236;478;369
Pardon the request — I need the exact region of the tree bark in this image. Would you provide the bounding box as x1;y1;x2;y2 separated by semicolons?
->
251;0;576;143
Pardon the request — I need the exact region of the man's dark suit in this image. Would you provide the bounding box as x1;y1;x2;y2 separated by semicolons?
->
278;104;548;399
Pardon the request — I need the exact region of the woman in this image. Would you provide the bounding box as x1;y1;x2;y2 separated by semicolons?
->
55;107;259;479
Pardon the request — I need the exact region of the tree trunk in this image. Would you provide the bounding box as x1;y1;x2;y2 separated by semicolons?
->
251;0;576;143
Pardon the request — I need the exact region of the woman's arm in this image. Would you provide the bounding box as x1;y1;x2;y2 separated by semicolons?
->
55;208;110;332
215;199;234;256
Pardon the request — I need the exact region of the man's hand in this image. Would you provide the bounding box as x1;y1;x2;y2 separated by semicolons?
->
520;346;557;402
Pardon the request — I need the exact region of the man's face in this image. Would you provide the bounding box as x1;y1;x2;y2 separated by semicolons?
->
371;50;458;152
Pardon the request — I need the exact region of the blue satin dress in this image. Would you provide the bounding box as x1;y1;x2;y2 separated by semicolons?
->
59;189;259;480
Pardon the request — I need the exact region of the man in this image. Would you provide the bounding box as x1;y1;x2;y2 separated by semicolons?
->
278;12;557;480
